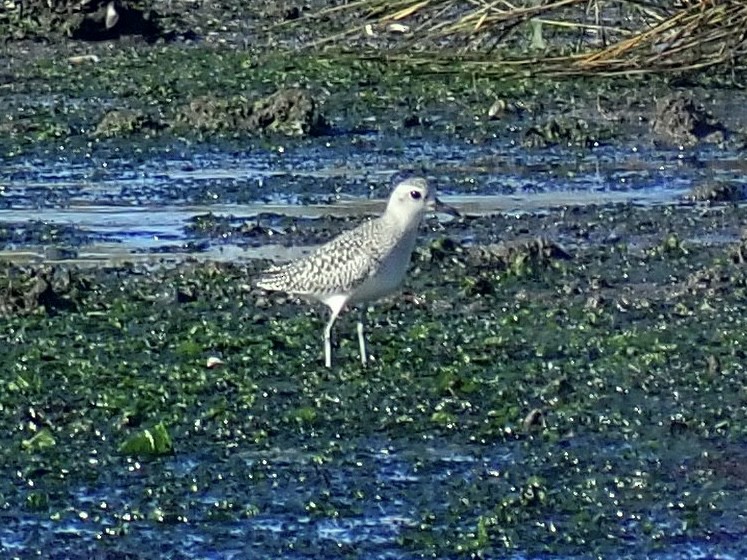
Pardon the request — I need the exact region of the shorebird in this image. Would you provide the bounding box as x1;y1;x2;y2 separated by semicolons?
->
256;177;459;367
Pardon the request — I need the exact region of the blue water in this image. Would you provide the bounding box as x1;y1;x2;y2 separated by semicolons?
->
1;136;744;262
2;436;744;559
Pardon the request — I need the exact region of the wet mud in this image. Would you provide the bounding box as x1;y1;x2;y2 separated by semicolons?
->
1;3;747;559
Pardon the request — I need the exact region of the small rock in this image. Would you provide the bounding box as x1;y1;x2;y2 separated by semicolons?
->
523;117;604;148
43;247;78;260
68;54;100;65
669;414;688;436
172;89;328;138
488;99;507;120
731;235;747;265
250;89;328;137
403;114;422;128
176;287;197;303
467;237;572;269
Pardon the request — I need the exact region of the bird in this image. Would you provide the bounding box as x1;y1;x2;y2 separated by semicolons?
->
255;177;459;368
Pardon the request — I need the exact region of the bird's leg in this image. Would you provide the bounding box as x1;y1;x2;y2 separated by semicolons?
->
357;307;367;367
323;307;342;368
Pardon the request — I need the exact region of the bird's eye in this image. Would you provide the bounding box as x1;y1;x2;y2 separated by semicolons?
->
410;190;422;200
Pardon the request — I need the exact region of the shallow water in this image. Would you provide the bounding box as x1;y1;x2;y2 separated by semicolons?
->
3;435;744;559
1;136;744;263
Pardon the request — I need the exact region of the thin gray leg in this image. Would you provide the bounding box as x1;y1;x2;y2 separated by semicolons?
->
323;306;342;368
357;308;367;367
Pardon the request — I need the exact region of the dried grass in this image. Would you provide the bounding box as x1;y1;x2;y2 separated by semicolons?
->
300;0;747;76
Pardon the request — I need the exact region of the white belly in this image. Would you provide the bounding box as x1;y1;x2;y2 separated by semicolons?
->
349;230;418;304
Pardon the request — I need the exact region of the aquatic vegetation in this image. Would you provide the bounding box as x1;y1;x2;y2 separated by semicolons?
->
1;201;747;555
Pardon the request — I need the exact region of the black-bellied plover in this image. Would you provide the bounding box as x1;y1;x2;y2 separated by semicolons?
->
256;177;459;368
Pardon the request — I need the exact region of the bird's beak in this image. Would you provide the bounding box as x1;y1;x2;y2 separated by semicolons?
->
430;197;461;218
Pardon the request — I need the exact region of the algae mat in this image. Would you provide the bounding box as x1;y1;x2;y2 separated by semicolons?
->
2;201;747;558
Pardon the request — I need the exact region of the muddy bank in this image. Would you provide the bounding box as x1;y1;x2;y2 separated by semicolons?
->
1;39;746;160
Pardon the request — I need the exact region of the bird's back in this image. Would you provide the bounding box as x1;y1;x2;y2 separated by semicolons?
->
255;217;404;300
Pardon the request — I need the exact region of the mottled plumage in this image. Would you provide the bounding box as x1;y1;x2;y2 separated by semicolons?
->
256;177;458;367
256;218;401;299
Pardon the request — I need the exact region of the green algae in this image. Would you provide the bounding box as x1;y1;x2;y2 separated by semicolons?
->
1;203;746;556
119;422;174;457
22;428;57;451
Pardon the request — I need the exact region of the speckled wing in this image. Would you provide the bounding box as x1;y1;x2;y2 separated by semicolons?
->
255;219;395;297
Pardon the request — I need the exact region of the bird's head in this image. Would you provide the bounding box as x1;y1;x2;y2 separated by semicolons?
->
386;177;459;229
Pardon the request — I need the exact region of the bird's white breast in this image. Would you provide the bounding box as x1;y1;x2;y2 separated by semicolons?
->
348;227;419;304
